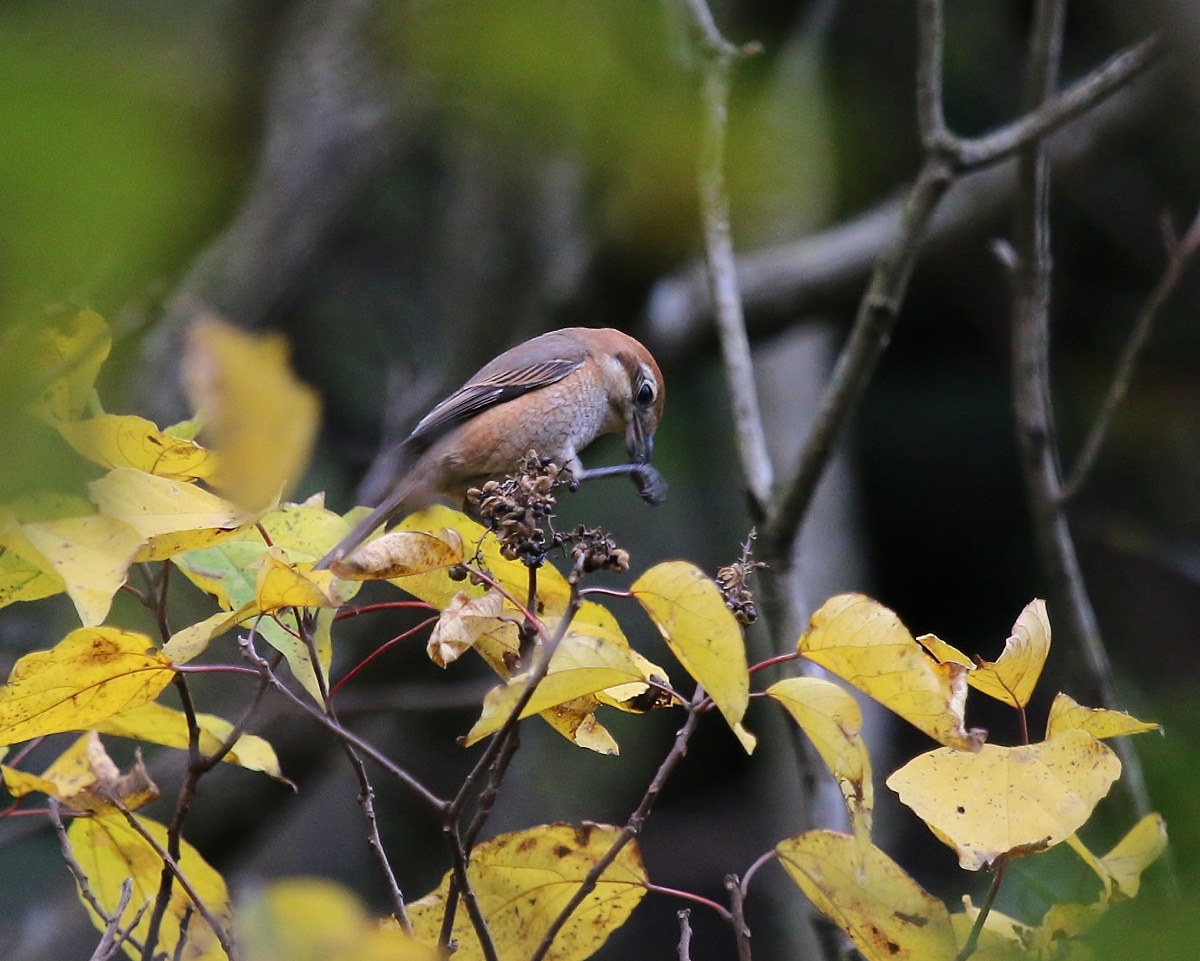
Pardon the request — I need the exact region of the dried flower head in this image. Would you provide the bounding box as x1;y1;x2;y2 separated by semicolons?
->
466;451;565;567
716;532;766;625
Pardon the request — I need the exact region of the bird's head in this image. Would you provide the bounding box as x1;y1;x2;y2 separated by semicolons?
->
584;328;665;465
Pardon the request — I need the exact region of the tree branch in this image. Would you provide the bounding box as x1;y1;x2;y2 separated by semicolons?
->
1063;202;1200;498
683;0;774;512
1009;0;1155;824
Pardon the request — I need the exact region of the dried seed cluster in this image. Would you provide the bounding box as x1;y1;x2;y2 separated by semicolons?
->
465;451;630;574
716;535;766;625
557;525;630;574
466;452;564;566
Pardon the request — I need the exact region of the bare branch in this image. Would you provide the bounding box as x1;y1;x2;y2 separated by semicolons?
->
529;692;704;961
677;910;694;961
916;0;948;148
106;797;238;961
1063;201;1200;498
1008;0;1156;824
763;158;952;557
647;41;1161;353
726;873;753;961
681;0;774;511
49;800;149;958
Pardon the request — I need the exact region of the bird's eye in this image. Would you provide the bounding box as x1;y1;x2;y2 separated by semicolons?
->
636;380;656;407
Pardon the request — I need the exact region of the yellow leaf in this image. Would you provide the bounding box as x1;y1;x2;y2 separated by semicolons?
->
183;315;320;512
332;528;465;580
255;546;345;612
631;560;754;752
163;611;237;665
776;830;957;961
242;877;439;961
90;468;251;562
0;534;65;607
463;625;648;748
1045;692;1161;740
407;823;645;961
22;514;144;626
1066;813;1167;902
390;506;573;618
886;730;1122;871
538;696;620;754
428;589;510;668
9;731;160;814
949;897;1035;961
767;677;873;839
965;599;1051;709
94;702;290;783
799;594;983;751
0;627;174;745
54;413;217;479
914;633;973;668
69;811;231;961
30;307;111;421
1028;901;1105;959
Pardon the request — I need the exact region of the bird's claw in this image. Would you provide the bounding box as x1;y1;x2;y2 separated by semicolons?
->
632;465;668;505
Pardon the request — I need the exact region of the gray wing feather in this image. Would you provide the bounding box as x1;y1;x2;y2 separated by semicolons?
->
404;332;589;452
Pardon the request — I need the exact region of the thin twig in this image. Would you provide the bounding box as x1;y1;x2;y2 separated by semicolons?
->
528;691;704;961
916;0;948;148
88;880;144;961
677;909;694;961
49;801;149;958
1063;202;1200;498
644;883;733;922
682;0;774;513
1008;0;1156;825
447;830;501;961
953;857;1008;961
106;797;238;960
344;744;412;932
240;634;447;811
726;873;753;961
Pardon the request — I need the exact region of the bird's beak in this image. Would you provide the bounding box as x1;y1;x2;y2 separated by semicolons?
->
626;413;654;464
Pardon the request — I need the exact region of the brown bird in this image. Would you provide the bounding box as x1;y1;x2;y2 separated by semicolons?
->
317;327;666;569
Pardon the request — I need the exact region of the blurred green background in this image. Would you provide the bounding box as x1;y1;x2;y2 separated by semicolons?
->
0;0;1198;958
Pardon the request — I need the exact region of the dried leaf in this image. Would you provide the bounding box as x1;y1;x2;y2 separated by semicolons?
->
0;627;174;744
799;594;983;752
777;830;957;961
407;823;645;961
427;589;508;668
631;561;754;752
333;528;464;580
886;730;1122;871
2;731;158;812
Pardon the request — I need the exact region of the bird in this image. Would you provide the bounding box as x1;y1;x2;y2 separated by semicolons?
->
316;327;666;570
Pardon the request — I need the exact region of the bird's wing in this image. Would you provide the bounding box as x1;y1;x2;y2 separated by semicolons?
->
404;333;589;452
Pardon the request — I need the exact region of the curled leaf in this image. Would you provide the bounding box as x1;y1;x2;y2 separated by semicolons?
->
965;599;1051;709
333;528;465;580
632;561;754;752
767;677;873;839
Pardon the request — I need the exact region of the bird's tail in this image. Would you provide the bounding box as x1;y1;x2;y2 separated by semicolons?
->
313;477;418;572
